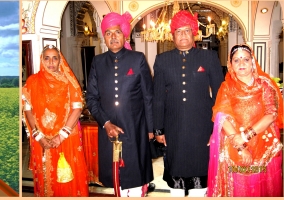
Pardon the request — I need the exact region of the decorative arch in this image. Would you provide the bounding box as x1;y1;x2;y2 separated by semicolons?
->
130;1;248;42
69;1;98;38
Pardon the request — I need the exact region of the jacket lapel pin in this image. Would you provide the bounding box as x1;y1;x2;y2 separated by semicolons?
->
126;68;134;75
197;66;205;72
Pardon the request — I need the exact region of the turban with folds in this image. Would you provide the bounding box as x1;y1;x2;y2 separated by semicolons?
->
170;10;199;36
101;11;133;50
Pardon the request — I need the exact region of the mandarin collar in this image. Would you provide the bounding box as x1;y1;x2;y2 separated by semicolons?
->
108;47;127;59
174;47;195;55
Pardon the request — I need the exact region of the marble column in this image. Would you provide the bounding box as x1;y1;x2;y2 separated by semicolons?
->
269;20;283;77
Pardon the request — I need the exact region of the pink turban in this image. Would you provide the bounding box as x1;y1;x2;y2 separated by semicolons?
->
170;10;199;36
101;11;133;50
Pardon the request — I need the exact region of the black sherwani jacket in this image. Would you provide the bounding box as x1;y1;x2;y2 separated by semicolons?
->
153;48;224;178
86;48;154;189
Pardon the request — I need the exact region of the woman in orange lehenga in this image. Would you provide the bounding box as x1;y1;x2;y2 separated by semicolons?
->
207;44;283;197
22;45;89;197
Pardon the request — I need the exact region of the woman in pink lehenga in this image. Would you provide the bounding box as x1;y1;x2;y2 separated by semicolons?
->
207;44;283;197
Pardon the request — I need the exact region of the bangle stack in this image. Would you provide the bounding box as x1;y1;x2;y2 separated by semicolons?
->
240;127;257;142
245;127;257;140
234;126;256;155
59;126;72;138
32;128;45;141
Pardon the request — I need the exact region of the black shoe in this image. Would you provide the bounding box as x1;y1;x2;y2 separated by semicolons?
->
147;183;155;193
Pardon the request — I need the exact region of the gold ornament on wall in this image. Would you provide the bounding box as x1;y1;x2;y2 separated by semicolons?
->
22;0;39;34
230;0;242;7
129;1;139;12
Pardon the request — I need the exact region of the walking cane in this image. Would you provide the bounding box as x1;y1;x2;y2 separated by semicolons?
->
112;136;124;197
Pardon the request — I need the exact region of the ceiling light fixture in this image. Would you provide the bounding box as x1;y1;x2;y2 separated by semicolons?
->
261;8;268;14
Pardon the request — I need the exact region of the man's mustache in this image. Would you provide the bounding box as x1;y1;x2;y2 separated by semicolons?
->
110;39;119;44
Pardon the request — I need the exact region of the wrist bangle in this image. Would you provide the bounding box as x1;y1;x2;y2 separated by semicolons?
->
32;129;39;138
154;128;164;136
246;127;257;140
240;131;249;143
237;143;247;155
64;126;72;132
72;102;83;109
35;132;45;141
23;102;32;111
59;128;70;138
103;120;110;128
32;129;38;137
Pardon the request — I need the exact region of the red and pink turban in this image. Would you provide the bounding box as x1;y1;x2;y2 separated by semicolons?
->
170;10;199;36
101;11;133;50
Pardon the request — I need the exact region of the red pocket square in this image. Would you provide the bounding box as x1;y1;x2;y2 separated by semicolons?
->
197;66;205;72
126;68;134;75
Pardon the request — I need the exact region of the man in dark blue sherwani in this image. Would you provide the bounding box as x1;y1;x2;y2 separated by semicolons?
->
152;10;224;197
86;11;153;197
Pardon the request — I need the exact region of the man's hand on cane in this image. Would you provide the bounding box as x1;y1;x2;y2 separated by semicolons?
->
104;121;124;138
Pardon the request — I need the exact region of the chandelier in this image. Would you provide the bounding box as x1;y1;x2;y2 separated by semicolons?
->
216;17;229;41
194;16;216;41
141;1;178;42
141;1;216;43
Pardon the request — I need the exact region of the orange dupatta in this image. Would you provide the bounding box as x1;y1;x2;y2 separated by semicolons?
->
22;49;88;196
212;44;283;166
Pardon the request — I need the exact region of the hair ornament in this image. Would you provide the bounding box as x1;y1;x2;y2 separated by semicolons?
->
231;47;251;55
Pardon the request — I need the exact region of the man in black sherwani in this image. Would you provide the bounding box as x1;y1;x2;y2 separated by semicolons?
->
152;10;224;197
86;11;153;197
